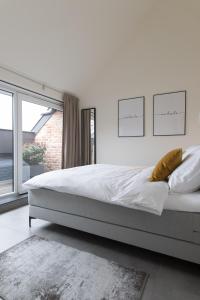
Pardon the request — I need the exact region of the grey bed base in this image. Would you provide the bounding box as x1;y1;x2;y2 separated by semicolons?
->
28;189;200;264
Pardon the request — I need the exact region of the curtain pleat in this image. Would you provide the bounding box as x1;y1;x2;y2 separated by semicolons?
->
62;94;80;168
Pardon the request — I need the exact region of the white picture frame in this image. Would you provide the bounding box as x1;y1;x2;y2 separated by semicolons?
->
153;91;186;136
118;97;144;137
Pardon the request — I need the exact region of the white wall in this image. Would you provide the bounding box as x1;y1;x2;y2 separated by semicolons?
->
80;0;200;166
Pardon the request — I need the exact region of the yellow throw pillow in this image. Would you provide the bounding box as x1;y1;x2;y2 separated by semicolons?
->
150;148;182;182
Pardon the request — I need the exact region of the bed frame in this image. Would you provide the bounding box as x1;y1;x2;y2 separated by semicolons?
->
28;188;200;264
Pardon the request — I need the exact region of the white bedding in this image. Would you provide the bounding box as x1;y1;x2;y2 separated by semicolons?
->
165;191;200;212
24;164;169;215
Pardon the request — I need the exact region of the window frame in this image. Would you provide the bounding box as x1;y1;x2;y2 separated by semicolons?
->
0;82;63;200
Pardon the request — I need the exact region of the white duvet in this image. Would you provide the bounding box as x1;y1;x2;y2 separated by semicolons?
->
24;164;169;215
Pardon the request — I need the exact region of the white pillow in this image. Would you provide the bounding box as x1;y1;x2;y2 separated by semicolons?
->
169;150;200;193
183;145;200;160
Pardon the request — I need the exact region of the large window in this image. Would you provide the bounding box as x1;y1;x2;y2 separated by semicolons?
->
0;84;63;199
0;90;14;195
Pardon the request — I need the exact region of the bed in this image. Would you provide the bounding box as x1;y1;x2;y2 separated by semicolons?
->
25;166;200;264
28;190;200;265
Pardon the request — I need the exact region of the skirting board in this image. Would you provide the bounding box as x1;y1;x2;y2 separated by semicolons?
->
0;197;28;214
29;205;200;264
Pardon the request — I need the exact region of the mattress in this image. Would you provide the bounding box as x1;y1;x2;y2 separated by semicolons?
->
164;191;200;212
29;189;200;245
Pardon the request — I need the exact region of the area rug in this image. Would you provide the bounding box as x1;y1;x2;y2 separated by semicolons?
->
0;236;148;300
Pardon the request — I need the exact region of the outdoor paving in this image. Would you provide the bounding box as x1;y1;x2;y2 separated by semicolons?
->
0;180;13;195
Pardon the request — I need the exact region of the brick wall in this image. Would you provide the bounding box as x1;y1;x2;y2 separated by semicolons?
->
35;111;63;171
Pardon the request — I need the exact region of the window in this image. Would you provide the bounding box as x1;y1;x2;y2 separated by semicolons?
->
0;90;14;195
20;95;63;193
0;84;63;200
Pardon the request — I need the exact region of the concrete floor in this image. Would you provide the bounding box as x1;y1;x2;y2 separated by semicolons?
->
0;205;199;300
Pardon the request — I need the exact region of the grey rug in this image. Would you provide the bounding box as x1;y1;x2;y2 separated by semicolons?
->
0;236;148;300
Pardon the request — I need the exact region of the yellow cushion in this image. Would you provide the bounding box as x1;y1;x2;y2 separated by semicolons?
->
150;148;182;182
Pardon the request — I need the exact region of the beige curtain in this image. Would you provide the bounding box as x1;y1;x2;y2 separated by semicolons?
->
81;109;91;165
62;94;80;168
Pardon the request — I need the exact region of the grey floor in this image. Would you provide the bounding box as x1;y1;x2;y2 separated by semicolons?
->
0;205;199;300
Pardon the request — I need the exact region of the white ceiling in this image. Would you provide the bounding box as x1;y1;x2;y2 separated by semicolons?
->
0;0;155;95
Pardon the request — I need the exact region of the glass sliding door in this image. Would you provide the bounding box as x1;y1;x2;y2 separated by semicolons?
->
0;83;63;199
19;94;63;193
0;90;14;196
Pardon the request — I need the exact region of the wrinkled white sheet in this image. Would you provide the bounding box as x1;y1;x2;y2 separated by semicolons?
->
24;164;169;215
164;191;200;212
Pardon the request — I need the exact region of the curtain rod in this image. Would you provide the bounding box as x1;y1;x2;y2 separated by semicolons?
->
0;79;63;104
0;65;63;101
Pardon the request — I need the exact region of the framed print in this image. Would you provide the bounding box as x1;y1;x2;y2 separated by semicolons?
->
118;96;144;137
153;91;186;136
